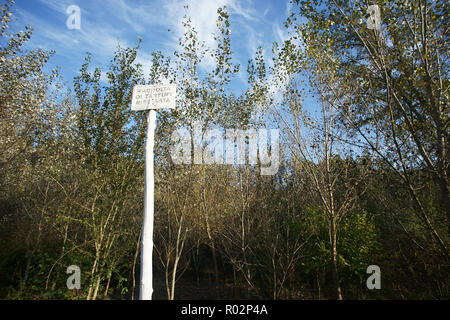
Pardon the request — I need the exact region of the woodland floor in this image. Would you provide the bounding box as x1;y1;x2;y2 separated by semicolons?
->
119;272;260;300
116;270;322;300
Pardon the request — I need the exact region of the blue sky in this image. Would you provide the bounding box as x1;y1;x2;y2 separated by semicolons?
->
11;0;293;90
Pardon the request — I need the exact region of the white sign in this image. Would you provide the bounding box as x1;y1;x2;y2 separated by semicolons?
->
131;84;176;111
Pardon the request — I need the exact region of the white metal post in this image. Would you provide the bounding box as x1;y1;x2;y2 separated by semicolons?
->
140;109;156;300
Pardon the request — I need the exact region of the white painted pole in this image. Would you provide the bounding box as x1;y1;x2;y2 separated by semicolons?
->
140;109;156;300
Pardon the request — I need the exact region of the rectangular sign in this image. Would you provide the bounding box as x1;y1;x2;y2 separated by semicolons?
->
131;84;176;111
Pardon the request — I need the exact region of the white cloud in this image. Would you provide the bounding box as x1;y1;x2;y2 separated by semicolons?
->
16;2;131;59
274;24;288;43
228;0;259;22
38;0;73;15
103;0;157;34
15;0;290;91
164;0;228;48
135;51;154;79
285;0;292;17
162;0;260;69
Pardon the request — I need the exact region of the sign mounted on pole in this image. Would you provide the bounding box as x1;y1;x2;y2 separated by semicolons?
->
131;84;176;111
131;83;177;300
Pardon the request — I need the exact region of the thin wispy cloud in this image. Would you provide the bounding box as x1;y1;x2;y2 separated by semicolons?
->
12;0;292;87
38;0;73;16
104;0;158;34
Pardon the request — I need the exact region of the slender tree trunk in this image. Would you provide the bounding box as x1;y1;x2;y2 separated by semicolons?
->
194;241;200;288
168;213;186;300
330;218;342;300
87;251;100;300
170;255;180;300
92;274;101;300
103;273;111;298
165;256;171;299
211;243;219;288
201;168;219;291
204;210;219;292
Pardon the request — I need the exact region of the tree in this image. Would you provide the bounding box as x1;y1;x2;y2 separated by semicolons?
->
286;0;449;259
0;0;75;298
152;5;259;299
272;71;366;300
71;43;145;300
